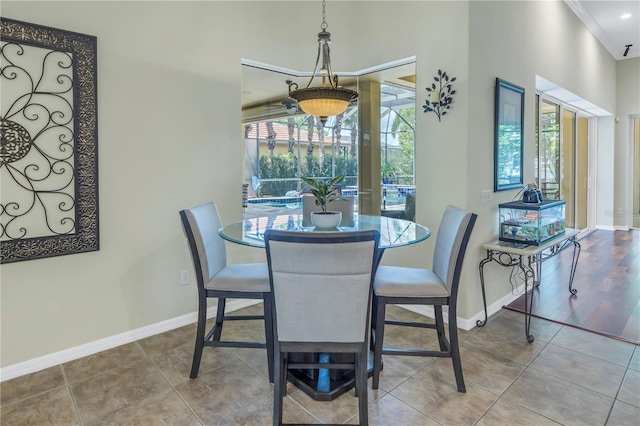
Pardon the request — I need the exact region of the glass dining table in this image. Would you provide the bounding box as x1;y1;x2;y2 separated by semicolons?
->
218;213;431;401
219;213;431;250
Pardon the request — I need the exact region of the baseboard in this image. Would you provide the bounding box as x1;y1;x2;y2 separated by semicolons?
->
0;299;258;382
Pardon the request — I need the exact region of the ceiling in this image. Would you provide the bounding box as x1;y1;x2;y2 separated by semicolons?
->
566;0;640;60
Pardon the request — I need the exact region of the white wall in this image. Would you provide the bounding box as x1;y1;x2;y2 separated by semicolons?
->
615;58;640;228
0;1;621;373
597;116;616;228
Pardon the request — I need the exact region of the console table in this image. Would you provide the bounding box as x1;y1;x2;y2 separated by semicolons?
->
477;228;581;342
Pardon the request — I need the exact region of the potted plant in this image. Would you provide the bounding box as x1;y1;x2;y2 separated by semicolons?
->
301;175;345;229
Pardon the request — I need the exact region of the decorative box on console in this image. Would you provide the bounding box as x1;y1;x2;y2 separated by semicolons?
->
499;199;566;245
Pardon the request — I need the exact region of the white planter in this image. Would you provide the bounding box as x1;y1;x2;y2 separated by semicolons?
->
310;211;342;230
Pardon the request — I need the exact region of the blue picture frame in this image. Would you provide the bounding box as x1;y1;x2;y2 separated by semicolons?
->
494;78;524;192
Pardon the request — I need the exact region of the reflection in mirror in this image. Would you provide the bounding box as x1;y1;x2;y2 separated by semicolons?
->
375;74;416;220
241;60;415;220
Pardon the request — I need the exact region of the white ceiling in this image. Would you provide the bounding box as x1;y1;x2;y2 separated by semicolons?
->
566;0;640;60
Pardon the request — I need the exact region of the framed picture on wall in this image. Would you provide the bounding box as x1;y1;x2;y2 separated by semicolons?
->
494;78;524;192
0;18;99;263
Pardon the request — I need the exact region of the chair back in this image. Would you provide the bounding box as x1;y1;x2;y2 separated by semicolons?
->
432;205;477;297
264;230;379;343
302;195;355;227
404;194;416;222
179;202;227;288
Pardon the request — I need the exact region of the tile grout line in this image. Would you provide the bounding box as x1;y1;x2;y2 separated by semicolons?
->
472;316;558;425
134;340;207;426
603;345;640;424
57;363;85;425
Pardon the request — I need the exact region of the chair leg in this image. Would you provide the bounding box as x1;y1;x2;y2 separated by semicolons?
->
212;297;226;342
273;349;284;426
448;308;466;393
357;347;369;426
190;296;207;378
263;293;275;383
369;296;378;352
372;296;386;390
281;353;288;397
434;305;447;351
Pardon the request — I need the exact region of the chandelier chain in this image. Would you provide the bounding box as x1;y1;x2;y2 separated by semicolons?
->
287;0;358;124
321;0;327;31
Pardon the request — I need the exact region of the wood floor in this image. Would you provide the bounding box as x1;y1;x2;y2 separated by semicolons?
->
505;228;640;344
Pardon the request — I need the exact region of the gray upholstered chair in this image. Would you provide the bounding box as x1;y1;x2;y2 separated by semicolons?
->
381;193;415;222
302;194;355;227
180;202;273;381
264;229;380;426
371;205;477;392
403;193;416;222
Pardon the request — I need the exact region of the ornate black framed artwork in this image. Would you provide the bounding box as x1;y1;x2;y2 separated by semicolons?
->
494;78;524;192
1;18;98;263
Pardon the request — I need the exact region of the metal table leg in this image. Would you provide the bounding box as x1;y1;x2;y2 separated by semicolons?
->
477;250;493;327
522;255;536;343
568;238;581;295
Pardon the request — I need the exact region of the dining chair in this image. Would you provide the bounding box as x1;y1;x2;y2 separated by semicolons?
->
264;229;380;426
403;193;416;222
179;202;273;381
371;205;477;392
302;194;355;227
381;193;415;222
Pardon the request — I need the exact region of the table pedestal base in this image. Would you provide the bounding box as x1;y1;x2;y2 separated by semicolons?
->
286;351;375;401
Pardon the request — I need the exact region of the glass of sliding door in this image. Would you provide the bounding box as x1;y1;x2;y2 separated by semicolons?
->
562;109;576;227
537;99;561;200
536;95;590;231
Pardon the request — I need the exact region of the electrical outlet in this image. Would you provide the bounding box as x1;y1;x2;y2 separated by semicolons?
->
180;270;190;285
481;190;492;204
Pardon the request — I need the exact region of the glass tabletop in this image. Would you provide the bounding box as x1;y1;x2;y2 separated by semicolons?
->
219;214;431;249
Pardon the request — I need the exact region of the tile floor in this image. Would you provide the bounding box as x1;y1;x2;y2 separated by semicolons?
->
1;304;639;425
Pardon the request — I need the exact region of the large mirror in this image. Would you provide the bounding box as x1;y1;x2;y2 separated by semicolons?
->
241;59;415;219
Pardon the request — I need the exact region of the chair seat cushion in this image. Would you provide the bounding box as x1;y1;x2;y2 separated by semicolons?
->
207;263;270;292
373;266;449;298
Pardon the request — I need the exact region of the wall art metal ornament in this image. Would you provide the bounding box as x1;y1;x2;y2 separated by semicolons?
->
0;18;99;263
423;69;456;122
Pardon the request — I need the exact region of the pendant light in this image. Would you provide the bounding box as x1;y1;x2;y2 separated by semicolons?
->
287;0;358;124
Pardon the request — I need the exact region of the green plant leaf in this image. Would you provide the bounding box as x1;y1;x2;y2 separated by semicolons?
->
301;175;344;212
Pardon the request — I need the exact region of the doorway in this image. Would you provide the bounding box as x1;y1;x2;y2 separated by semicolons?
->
536;95;591;231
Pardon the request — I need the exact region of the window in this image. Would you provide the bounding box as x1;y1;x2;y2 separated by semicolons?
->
380;83;415;209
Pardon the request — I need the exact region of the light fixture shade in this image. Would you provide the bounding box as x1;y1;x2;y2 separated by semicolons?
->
289;86;357;122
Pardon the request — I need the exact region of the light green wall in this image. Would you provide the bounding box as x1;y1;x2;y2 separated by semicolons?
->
0;1;624;369
616;58;640;228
